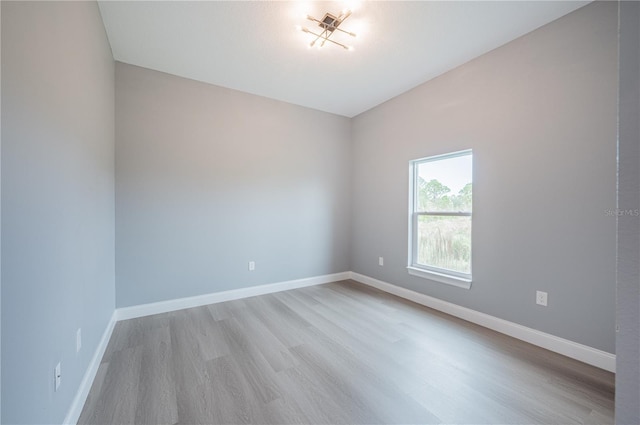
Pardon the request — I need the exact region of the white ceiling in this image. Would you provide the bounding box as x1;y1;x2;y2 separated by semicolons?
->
98;1;589;117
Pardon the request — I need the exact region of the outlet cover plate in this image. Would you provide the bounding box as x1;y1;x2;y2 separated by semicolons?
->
55;362;61;391
536;290;548;306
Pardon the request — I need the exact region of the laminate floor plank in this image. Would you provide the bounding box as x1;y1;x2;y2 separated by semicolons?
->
204;355;264;425
284;295;432;401
259;396;311;425
239;295;312;348
276;360;362;425
101;314;170;363
278;289;425;384
79;345;143;425
231;306;300;373
76;361;109;424
217;317;284;405
173;306;231;361
79;280;615;425
287;343;390;424
291;328;441;424
310;289;404;343
207;298;248;322
317;282;403;326
134;326;177;425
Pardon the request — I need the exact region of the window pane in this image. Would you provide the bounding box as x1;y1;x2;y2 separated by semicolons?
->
417;154;472;212
417;215;471;274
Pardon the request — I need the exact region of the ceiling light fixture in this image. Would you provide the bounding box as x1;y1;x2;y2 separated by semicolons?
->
298;9;356;50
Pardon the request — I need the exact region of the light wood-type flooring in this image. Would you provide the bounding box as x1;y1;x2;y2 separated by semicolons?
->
78;280;614;424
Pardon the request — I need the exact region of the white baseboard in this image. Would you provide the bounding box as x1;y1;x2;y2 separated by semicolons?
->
116;272;351;321
350;272;616;373
63;310;118;425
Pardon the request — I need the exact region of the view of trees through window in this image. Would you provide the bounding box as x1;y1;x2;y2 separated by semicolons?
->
413;152;472;275
418;178;472;212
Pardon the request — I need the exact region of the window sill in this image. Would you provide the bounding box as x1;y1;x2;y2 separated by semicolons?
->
407;266;472;289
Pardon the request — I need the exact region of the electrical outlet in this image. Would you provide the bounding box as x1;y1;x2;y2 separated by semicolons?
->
54;362;61;392
536;291;548;306
248;261;255;271
76;328;82;353
378;257;384;266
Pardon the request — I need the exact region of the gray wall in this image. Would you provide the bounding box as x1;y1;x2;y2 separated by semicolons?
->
350;1;618;353
115;63;351;307
616;1;640;422
1;2;115;423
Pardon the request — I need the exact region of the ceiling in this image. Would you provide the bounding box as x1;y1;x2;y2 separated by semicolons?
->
98;1;589;118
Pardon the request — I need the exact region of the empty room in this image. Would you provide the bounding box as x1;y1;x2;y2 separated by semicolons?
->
1;1;638;424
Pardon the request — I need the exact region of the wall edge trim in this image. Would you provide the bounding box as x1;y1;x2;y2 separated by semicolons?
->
115;272;351;321
63;310;118;425
349;272;616;372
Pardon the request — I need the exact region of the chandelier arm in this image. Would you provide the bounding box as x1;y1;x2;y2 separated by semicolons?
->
320;36;351;50
303;29;350;49
337;10;352;23
305;28;330;42
333;27;356;37
306;15;323;25
309;28;326;47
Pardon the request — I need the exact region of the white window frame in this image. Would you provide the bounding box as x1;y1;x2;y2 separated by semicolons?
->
407;150;472;289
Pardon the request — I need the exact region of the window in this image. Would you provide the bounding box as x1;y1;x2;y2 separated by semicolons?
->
408;150;472;288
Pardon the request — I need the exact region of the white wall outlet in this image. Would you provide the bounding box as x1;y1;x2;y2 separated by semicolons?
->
54;362;61;392
248;261;255;271
76;328;82;353
536;290;548;306
378;256;384;266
